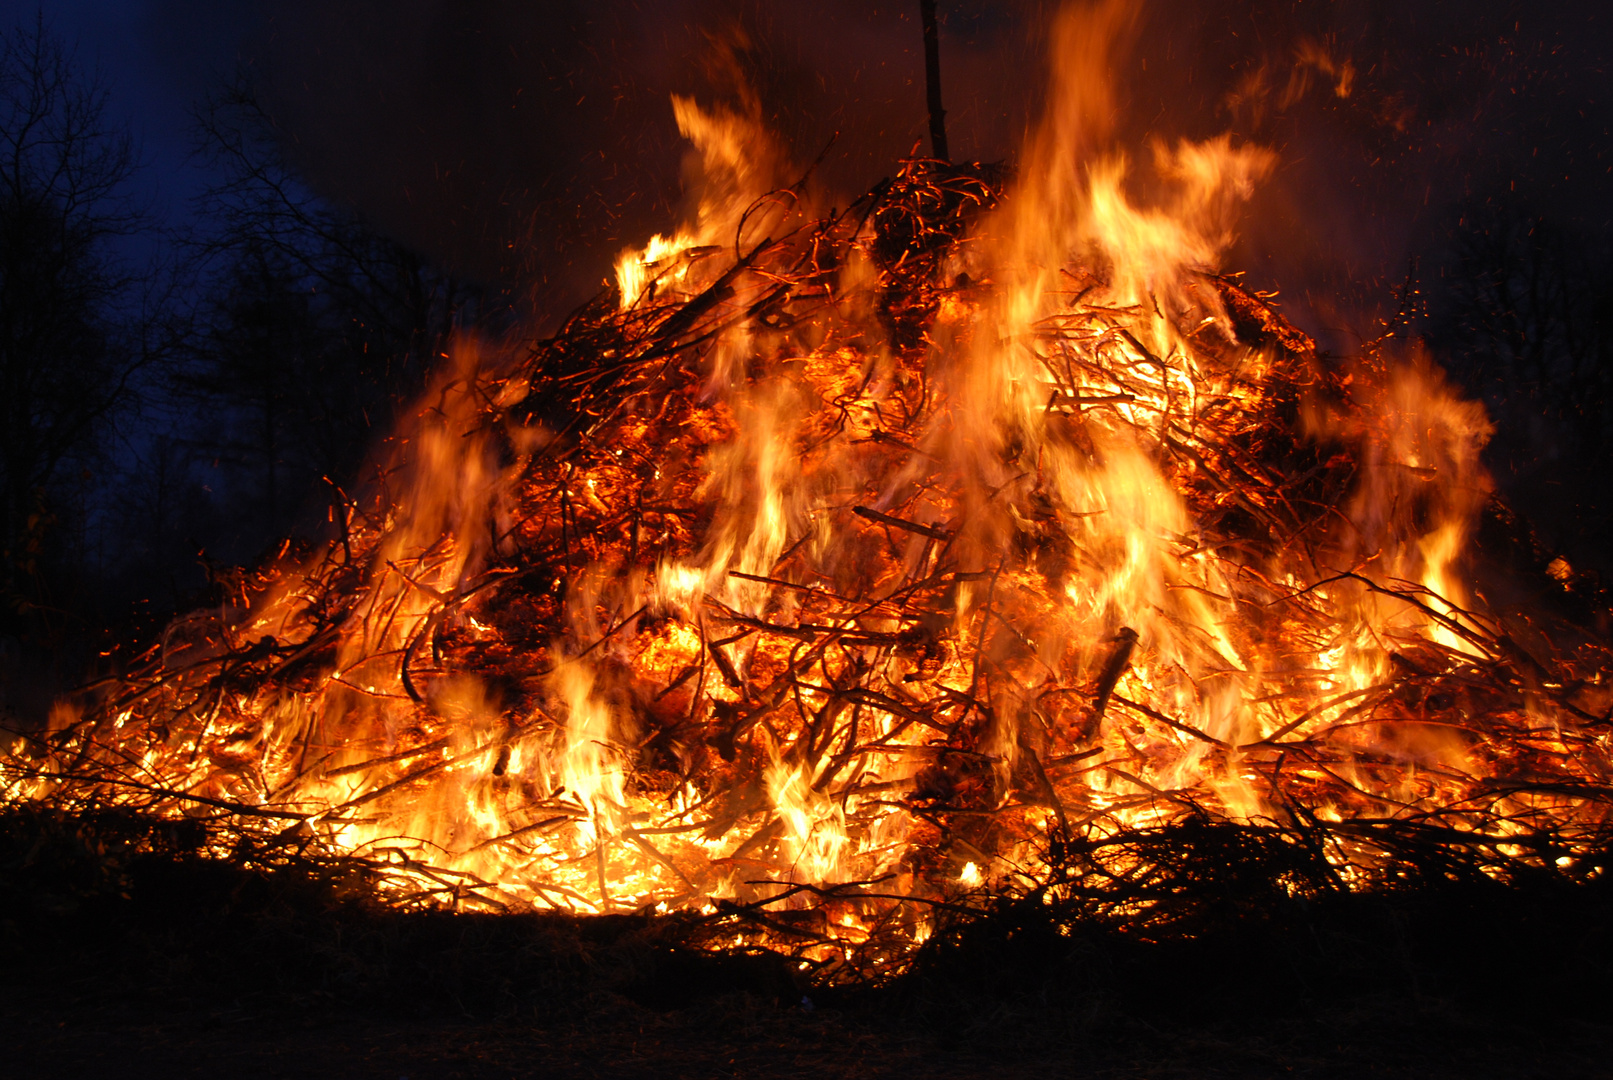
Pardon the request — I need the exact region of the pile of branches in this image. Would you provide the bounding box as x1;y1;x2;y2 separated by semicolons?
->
4;157;1613;986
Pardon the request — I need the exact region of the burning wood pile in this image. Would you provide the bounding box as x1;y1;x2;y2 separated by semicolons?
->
5;7;1612;987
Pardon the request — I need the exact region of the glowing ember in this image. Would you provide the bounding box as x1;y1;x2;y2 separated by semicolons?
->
5;1;1611;981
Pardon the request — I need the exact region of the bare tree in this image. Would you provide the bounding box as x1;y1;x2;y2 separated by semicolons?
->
0;16;164;638
1435;203;1613;569
180;81;481;552
193;81;473;387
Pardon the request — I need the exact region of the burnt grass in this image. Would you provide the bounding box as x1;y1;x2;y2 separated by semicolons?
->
5;806;1613;1078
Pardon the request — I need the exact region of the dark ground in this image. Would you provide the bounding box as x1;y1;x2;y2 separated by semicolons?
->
8;994;1613;1079
7;809;1613;1079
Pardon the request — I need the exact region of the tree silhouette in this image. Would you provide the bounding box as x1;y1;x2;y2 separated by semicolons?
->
181;82;480;553
0;16;166;640
1433;203;1613;569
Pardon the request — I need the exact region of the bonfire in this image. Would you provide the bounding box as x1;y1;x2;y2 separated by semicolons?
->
5;2;1611;987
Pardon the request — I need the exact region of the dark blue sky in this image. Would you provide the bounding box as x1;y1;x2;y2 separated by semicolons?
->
0;1;257;229
4;1;1609;319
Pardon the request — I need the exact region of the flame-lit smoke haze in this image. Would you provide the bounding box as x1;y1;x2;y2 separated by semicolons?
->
5;0;1612;977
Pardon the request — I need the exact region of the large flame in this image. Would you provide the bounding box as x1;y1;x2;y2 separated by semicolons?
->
6;1;1611;978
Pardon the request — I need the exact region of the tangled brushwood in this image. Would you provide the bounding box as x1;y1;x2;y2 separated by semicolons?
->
5;24;1613;988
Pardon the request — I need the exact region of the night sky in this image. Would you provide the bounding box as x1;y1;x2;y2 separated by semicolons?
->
0;0;255;240
5;1;1608;321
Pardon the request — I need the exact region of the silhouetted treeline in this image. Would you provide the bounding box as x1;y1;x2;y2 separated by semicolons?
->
160;83;485;582
1429;202;1613;575
0;19;498;718
0;18;161;637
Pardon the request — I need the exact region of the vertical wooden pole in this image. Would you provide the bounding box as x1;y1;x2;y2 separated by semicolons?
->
920;0;950;161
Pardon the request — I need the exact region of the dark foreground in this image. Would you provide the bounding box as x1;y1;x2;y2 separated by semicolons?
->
5;808;1612;1079
9;993;1612;1079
